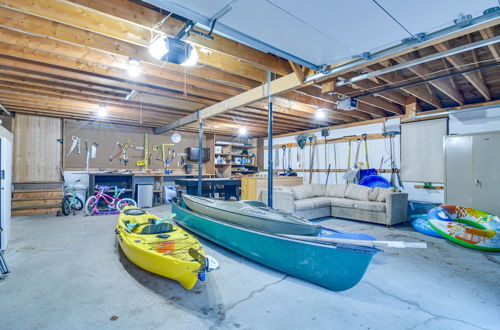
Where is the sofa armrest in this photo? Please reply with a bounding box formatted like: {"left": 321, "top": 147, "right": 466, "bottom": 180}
{"left": 260, "top": 189, "right": 295, "bottom": 214}
{"left": 385, "top": 192, "right": 408, "bottom": 226}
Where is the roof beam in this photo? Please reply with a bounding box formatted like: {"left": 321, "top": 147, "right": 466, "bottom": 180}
{"left": 434, "top": 42, "right": 491, "bottom": 100}
{"left": 0, "top": 7, "right": 261, "bottom": 88}
{"left": 479, "top": 27, "right": 500, "bottom": 61}
{"left": 395, "top": 53, "right": 465, "bottom": 105}
{"left": 68, "top": 0, "right": 292, "bottom": 75}
{"left": 303, "top": 83, "right": 403, "bottom": 115}
{"left": 284, "top": 91, "right": 386, "bottom": 118}
{"left": 154, "top": 73, "right": 305, "bottom": 134}
{"left": 0, "top": 42, "right": 237, "bottom": 102}
{"left": 369, "top": 63, "right": 443, "bottom": 108}
{"left": 337, "top": 72, "right": 408, "bottom": 106}
{"left": 0, "top": 27, "right": 246, "bottom": 96}
{"left": 0, "top": 0, "right": 283, "bottom": 81}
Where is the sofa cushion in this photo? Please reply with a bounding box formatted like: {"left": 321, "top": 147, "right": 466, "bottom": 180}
{"left": 352, "top": 200, "right": 386, "bottom": 212}
{"left": 345, "top": 184, "right": 372, "bottom": 201}
{"left": 376, "top": 187, "right": 396, "bottom": 202}
{"left": 325, "top": 184, "right": 348, "bottom": 198}
{"left": 291, "top": 185, "right": 316, "bottom": 200}
{"left": 310, "top": 197, "right": 332, "bottom": 208}
{"left": 294, "top": 199, "right": 316, "bottom": 211}
{"left": 311, "top": 184, "right": 326, "bottom": 197}
{"left": 329, "top": 197, "right": 355, "bottom": 208}
{"left": 368, "top": 188, "right": 380, "bottom": 202}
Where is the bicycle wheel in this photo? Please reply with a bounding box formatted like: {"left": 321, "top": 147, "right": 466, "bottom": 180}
{"left": 62, "top": 196, "right": 71, "bottom": 216}
{"left": 72, "top": 196, "right": 84, "bottom": 211}
{"left": 85, "top": 196, "right": 98, "bottom": 216}
{"left": 116, "top": 198, "right": 137, "bottom": 211}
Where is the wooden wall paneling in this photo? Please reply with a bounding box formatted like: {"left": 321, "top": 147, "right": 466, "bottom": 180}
{"left": 14, "top": 114, "right": 62, "bottom": 182}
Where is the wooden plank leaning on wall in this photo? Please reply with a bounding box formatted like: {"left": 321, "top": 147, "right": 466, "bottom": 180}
{"left": 13, "top": 114, "right": 62, "bottom": 183}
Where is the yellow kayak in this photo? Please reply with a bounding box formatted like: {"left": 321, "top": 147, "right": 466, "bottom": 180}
{"left": 116, "top": 206, "right": 206, "bottom": 290}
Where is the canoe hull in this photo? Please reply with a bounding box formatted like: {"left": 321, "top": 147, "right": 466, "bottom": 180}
{"left": 173, "top": 202, "right": 378, "bottom": 291}
{"left": 183, "top": 194, "right": 321, "bottom": 236}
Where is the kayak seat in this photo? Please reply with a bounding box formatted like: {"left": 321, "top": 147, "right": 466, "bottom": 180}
{"left": 140, "top": 222, "right": 174, "bottom": 235}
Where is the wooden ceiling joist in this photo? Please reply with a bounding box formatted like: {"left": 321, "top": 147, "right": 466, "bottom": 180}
{"left": 66, "top": 0, "right": 292, "bottom": 76}
{"left": 0, "top": 0, "right": 276, "bottom": 82}
{"left": 434, "top": 42, "right": 491, "bottom": 101}
{"left": 369, "top": 63, "right": 443, "bottom": 108}
{"left": 0, "top": 0, "right": 496, "bottom": 137}
{"left": 479, "top": 27, "right": 500, "bottom": 61}
{"left": 395, "top": 53, "right": 465, "bottom": 105}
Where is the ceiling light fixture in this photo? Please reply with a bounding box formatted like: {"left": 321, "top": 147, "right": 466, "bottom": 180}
{"left": 97, "top": 105, "right": 108, "bottom": 118}
{"left": 128, "top": 57, "right": 141, "bottom": 77}
{"left": 148, "top": 36, "right": 198, "bottom": 66}
{"left": 238, "top": 126, "right": 247, "bottom": 136}
{"left": 315, "top": 108, "right": 326, "bottom": 120}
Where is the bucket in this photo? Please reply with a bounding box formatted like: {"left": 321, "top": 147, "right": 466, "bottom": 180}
{"left": 184, "top": 164, "right": 193, "bottom": 174}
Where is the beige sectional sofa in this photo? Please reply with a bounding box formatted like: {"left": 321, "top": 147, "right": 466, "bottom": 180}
{"left": 260, "top": 184, "right": 408, "bottom": 226}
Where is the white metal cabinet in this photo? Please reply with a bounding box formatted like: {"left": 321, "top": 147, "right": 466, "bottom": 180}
{"left": 445, "top": 132, "right": 500, "bottom": 216}
{"left": 0, "top": 126, "right": 13, "bottom": 251}
{"left": 472, "top": 134, "right": 500, "bottom": 215}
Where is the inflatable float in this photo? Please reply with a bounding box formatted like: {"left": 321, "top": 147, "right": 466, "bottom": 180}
{"left": 428, "top": 205, "right": 500, "bottom": 252}
{"left": 411, "top": 215, "right": 444, "bottom": 238}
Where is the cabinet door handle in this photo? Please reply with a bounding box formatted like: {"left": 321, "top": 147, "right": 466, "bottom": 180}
{"left": 474, "top": 179, "right": 481, "bottom": 187}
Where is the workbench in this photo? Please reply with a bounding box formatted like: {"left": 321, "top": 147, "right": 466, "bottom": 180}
{"left": 175, "top": 178, "right": 241, "bottom": 200}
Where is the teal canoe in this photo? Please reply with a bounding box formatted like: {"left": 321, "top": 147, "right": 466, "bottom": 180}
{"left": 182, "top": 194, "right": 321, "bottom": 236}
{"left": 173, "top": 200, "right": 380, "bottom": 291}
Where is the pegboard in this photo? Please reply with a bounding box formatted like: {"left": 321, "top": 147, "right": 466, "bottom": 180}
{"left": 63, "top": 120, "right": 207, "bottom": 171}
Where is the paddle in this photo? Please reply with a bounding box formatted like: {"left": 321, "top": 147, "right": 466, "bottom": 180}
{"left": 282, "top": 234, "right": 427, "bottom": 249}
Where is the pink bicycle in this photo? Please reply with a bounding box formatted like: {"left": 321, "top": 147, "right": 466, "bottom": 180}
{"left": 85, "top": 185, "right": 137, "bottom": 216}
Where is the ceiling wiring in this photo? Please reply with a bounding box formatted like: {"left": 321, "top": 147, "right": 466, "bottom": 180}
{"left": 372, "top": 0, "right": 416, "bottom": 39}
{"left": 264, "top": 0, "right": 356, "bottom": 54}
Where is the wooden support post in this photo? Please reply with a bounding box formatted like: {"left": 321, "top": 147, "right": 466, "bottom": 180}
{"left": 405, "top": 96, "right": 420, "bottom": 119}
{"left": 321, "top": 80, "right": 336, "bottom": 94}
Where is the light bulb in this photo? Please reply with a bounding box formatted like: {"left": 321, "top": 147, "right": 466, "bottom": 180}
{"left": 315, "top": 109, "right": 326, "bottom": 119}
{"left": 128, "top": 58, "right": 141, "bottom": 77}
{"left": 239, "top": 127, "right": 247, "bottom": 136}
{"left": 97, "top": 106, "right": 108, "bottom": 118}
{"left": 181, "top": 44, "right": 198, "bottom": 66}
{"left": 149, "top": 36, "right": 168, "bottom": 61}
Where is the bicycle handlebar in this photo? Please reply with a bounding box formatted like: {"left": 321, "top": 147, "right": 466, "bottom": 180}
{"left": 95, "top": 185, "right": 125, "bottom": 193}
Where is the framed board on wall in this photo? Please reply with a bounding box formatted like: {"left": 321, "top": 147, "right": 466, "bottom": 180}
{"left": 401, "top": 118, "right": 448, "bottom": 183}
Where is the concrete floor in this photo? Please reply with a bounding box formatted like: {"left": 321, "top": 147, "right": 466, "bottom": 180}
{"left": 1, "top": 205, "right": 499, "bottom": 330}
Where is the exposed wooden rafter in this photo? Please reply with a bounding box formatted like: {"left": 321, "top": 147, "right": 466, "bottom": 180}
{"left": 434, "top": 42, "right": 491, "bottom": 100}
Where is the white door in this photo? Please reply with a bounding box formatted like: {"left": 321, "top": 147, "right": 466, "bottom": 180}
{"left": 472, "top": 133, "right": 500, "bottom": 215}
{"left": 0, "top": 137, "right": 12, "bottom": 250}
